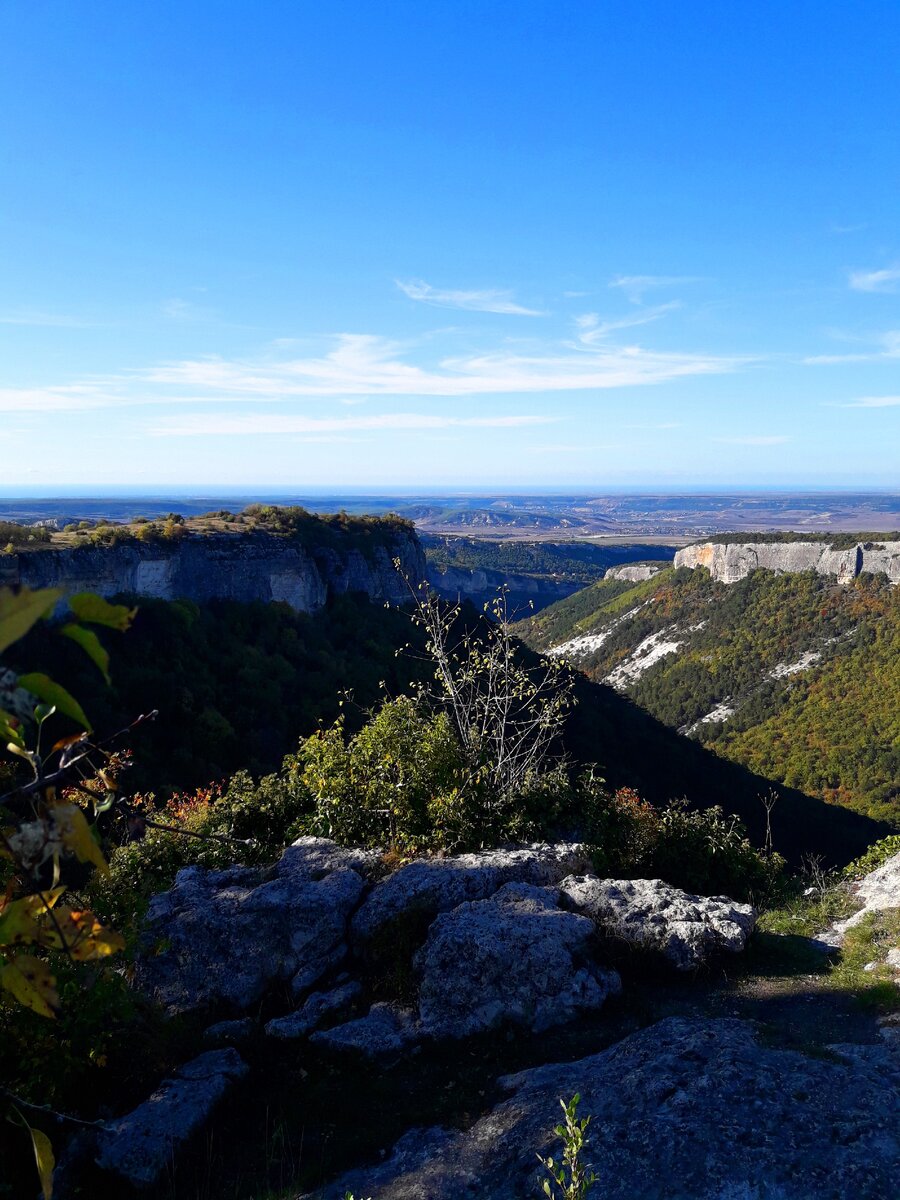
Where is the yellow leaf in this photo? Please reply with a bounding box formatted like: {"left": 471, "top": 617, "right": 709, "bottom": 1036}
{"left": 42, "top": 907, "right": 124, "bottom": 961}
{"left": 51, "top": 804, "right": 109, "bottom": 875}
{"left": 0, "top": 954, "right": 59, "bottom": 1017}
{"left": 29, "top": 1126, "right": 55, "bottom": 1200}
{"left": 0, "top": 889, "right": 66, "bottom": 948}
{"left": 0, "top": 586, "right": 62, "bottom": 655}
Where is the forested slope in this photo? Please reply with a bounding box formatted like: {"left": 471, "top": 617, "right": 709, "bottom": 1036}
{"left": 9, "top": 588, "right": 885, "bottom": 864}
{"left": 517, "top": 565, "right": 900, "bottom": 825}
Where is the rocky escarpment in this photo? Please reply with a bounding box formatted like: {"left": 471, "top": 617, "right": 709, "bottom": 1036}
{"left": 1, "top": 528, "right": 425, "bottom": 613}
{"left": 426, "top": 564, "right": 582, "bottom": 611}
{"left": 676, "top": 539, "right": 900, "bottom": 584}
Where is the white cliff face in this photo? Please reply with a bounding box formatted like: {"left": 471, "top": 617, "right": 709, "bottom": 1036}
{"left": 674, "top": 540, "right": 900, "bottom": 584}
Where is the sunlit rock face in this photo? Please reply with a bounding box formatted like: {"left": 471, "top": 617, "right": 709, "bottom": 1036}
{"left": 5, "top": 528, "right": 426, "bottom": 613}
{"left": 675, "top": 539, "right": 900, "bottom": 584}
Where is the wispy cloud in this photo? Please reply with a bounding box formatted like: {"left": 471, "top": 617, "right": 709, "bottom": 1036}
{"left": 804, "top": 330, "right": 900, "bottom": 364}
{"left": 144, "top": 332, "right": 743, "bottom": 399}
{"left": 609, "top": 275, "right": 703, "bottom": 304}
{"left": 849, "top": 265, "right": 900, "bottom": 293}
{"left": 711, "top": 435, "right": 790, "bottom": 446}
{"left": 0, "top": 385, "right": 116, "bottom": 412}
{"left": 396, "top": 279, "right": 545, "bottom": 316}
{"left": 150, "top": 412, "right": 555, "bottom": 436}
{"left": 0, "top": 328, "right": 745, "bottom": 416}
{"left": 0, "top": 311, "right": 91, "bottom": 328}
{"left": 575, "top": 304, "right": 678, "bottom": 343}
{"left": 835, "top": 395, "right": 900, "bottom": 408}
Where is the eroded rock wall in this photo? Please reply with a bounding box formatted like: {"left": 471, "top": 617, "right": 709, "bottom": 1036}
{"left": 675, "top": 539, "right": 900, "bottom": 584}
{"left": 5, "top": 529, "right": 426, "bottom": 613}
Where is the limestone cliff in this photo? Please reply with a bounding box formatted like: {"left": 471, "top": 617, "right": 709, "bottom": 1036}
{"left": 426, "top": 564, "right": 581, "bottom": 611}
{"left": 604, "top": 562, "right": 666, "bottom": 583}
{"left": 675, "top": 539, "right": 900, "bottom": 584}
{"left": 1, "top": 528, "right": 426, "bottom": 614}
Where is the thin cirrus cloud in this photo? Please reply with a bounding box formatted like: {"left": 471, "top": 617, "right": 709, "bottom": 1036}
{"left": 0, "top": 330, "right": 745, "bottom": 414}
{"left": 711, "top": 435, "right": 790, "bottom": 446}
{"left": 396, "top": 279, "right": 545, "bottom": 316}
{"left": 143, "top": 332, "right": 742, "bottom": 398}
{"left": 0, "top": 385, "right": 116, "bottom": 412}
{"left": 804, "top": 330, "right": 900, "bottom": 364}
{"left": 574, "top": 304, "right": 679, "bottom": 343}
{"left": 608, "top": 275, "right": 703, "bottom": 304}
{"left": 150, "top": 412, "right": 555, "bottom": 437}
{"left": 848, "top": 265, "right": 900, "bottom": 293}
{"left": 836, "top": 396, "right": 900, "bottom": 408}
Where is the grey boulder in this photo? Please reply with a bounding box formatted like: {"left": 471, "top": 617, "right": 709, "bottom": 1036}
{"left": 415, "top": 882, "right": 620, "bottom": 1037}
{"left": 95, "top": 1049, "right": 248, "bottom": 1188}
{"left": 134, "top": 838, "right": 368, "bottom": 1014}
{"left": 560, "top": 876, "right": 756, "bottom": 970}
{"left": 307, "top": 1016, "right": 900, "bottom": 1199}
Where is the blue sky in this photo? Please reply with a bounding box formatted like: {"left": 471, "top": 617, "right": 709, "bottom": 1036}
{"left": 1, "top": 1, "right": 899, "bottom": 490}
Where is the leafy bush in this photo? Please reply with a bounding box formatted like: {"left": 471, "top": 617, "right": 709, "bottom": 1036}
{"left": 580, "top": 781, "right": 781, "bottom": 901}
{"left": 843, "top": 833, "right": 900, "bottom": 879}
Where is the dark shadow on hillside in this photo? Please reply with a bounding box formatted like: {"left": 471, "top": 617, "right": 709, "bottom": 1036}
{"left": 562, "top": 671, "right": 890, "bottom": 868}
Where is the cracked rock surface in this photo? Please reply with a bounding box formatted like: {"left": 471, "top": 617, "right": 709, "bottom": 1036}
{"left": 560, "top": 875, "right": 757, "bottom": 970}
{"left": 305, "top": 1016, "right": 900, "bottom": 1200}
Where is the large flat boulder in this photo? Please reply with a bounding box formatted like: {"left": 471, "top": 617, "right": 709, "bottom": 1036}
{"left": 560, "top": 876, "right": 756, "bottom": 970}
{"left": 351, "top": 843, "right": 594, "bottom": 949}
{"left": 306, "top": 1016, "right": 900, "bottom": 1199}
{"left": 135, "top": 838, "right": 370, "bottom": 1014}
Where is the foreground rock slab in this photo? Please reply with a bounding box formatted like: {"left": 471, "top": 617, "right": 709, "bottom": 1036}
{"left": 305, "top": 1016, "right": 900, "bottom": 1200}
{"left": 95, "top": 1049, "right": 248, "bottom": 1188}
{"left": 134, "top": 838, "right": 371, "bottom": 1014}
{"left": 560, "top": 876, "right": 757, "bottom": 970}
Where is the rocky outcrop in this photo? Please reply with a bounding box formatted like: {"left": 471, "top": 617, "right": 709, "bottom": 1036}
{"left": 817, "top": 849, "right": 900, "bottom": 950}
{"left": 351, "top": 843, "right": 594, "bottom": 950}
{"left": 134, "top": 839, "right": 377, "bottom": 1015}
{"left": 675, "top": 539, "right": 900, "bottom": 584}
{"left": 603, "top": 562, "right": 666, "bottom": 582}
{"left": 95, "top": 1049, "right": 248, "bottom": 1188}
{"left": 560, "top": 876, "right": 756, "bottom": 970}
{"left": 307, "top": 1016, "right": 900, "bottom": 1199}
{"left": 4, "top": 527, "right": 425, "bottom": 614}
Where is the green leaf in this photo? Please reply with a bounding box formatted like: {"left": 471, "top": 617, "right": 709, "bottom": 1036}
{"left": 67, "top": 592, "right": 136, "bottom": 632}
{"left": 17, "top": 674, "right": 92, "bottom": 732}
{"left": 59, "top": 623, "right": 110, "bottom": 683}
{"left": 0, "top": 708, "right": 25, "bottom": 747}
{"left": 0, "top": 587, "right": 62, "bottom": 655}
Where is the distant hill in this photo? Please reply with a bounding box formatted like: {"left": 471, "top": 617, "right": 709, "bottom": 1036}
{"left": 516, "top": 560, "right": 900, "bottom": 826}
